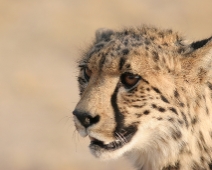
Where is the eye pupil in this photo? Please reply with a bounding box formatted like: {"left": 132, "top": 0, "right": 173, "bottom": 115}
{"left": 121, "top": 72, "right": 141, "bottom": 88}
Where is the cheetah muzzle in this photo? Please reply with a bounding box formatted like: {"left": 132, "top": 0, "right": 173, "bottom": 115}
{"left": 73, "top": 25, "right": 212, "bottom": 170}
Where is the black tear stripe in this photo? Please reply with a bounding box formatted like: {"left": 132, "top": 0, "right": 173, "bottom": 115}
{"left": 111, "top": 86, "right": 124, "bottom": 133}
{"left": 111, "top": 85, "right": 138, "bottom": 138}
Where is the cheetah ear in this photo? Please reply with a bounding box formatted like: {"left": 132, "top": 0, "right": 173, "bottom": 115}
{"left": 188, "top": 36, "right": 212, "bottom": 65}
{"left": 182, "top": 36, "right": 212, "bottom": 81}
{"left": 95, "top": 28, "right": 114, "bottom": 42}
{"left": 189, "top": 36, "right": 212, "bottom": 52}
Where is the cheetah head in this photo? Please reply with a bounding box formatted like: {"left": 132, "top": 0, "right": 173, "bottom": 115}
{"left": 73, "top": 26, "right": 212, "bottom": 165}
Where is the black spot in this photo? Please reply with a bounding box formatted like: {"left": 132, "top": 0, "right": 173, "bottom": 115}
{"left": 124, "top": 39, "right": 128, "bottom": 46}
{"left": 159, "top": 32, "right": 164, "bottom": 38}
{"left": 119, "top": 57, "right": 126, "bottom": 70}
{"left": 152, "top": 104, "right": 157, "bottom": 108}
{"left": 161, "top": 95, "right": 169, "bottom": 103}
{"left": 131, "top": 43, "right": 138, "bottom": 47}
{"left": 168, "top": 117, "right": 174, "bottom": 122}
{"left": 146, "top": 88, "right": 150, "bottom": 91}
{"left": 179, "top": 102, "right": 185, "bottom": 107}
{"left": 167, "top": 29, "right": 173, "bottom": 34}
{"left": 178, "top": 119, "right": 184, "bottom": 125}
{"left": 150, "top": 36, "right": 155, "bottom": 41}
{"left": 181, "top": 112, "right": 188, "bottom": 128}
{"left": 157, "top": 117, "right": 163, "bottom": 120}
{"left": 199, "top": 131, "right": 206, "bottom": 144}
{"left": 169, "top": 107, "right": 178, "bottom": 115}
{"left": 135, "top": 113, "right": 142, "bottom": 118}
{"left": 145, "top": 39, "right": 150, "bottom": 45}
{"left": 197, "top": 140, "right": 204, "bottom": 152}
{"left": 153, "top": 66, "right": 159, "bottom": 71}
{"left": 122, "top": 48, "right": 129, "bottom": 55}
{"left": 145, "top": 46, "right": 149, "bottom": 50}
{"left": 131, "top": 99, "right": 142, "bottom": 102}
{"left": 152, "top": 87, "right": 161, "bottom": 94}
{"left": 139, "top": 95, "right": 146, "bottom": 98}
{"left": 158, "top": 107, "right": 166, "bottom": 112}
{"left": 110, "top": 52, "right": 114, "bottom": 56}
{"left": 163, "top": 161, "right": 180, "bottom": 170}
{"left": 191, "top": 117, "right": 197, "bottom": 125}
{"left": 207, "top": 82, "right": 212, "bottom": 90}
{"left": 99, "top": 55, "right": 106, "bottom": 68}
{"left": 143, "top": 110, "right": 150, "bottom": 115}
{"left": 128, "top": 86, "right": 138, "bottom": 93}
{"left": 163, "top": 43, "right": 168, "bottom": 46}
{"left": 171, "top": 129, "right": 182, "bottom": 140}
{"left": 124, "top": 30, "right": 128, "bottom": 35}
{"left": 200, "top": 156, "right": 205, "bottom": 163}
{"left": 206, "top": 106, "right": 209, "bottom": 115}
{"left": 116, "top": 45, "right": 121, "bottom": 51}
{"left": 152, "top": 51, "right": 159, "bottom": 62}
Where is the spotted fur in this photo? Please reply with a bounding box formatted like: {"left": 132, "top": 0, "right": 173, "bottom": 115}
{"left": 73, "top": 25, "right": 212, "bottom": 170}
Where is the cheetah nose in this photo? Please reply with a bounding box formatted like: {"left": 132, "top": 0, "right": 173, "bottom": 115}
{"left": 73, "top": 110, "right": 100, "bottom": 128}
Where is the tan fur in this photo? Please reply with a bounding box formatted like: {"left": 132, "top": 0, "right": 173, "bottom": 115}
{"left": 73, "top": 25, "right": 212, "bottom": 170}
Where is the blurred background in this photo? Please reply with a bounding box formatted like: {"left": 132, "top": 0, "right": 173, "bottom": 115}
{"left": 1, "top": 0, "right": 212, "bottom": 170}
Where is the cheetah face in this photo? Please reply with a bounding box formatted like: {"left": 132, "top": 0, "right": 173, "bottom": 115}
{"left": 73, "top": 26, "right": 206, "bottom": 161}
{"left": 73, "top": 27, "right": 182, "bottom": 160}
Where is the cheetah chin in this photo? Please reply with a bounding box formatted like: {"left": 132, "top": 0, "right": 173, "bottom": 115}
{"left": 73, "top": 25, "right": 212, "bottom": 169}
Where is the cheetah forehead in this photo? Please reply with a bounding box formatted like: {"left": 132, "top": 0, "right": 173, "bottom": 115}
{"left": 80, "top": 26, "right": 186, "bottom": 75}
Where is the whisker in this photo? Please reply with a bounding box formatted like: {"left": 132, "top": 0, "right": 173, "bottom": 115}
{"left": 72, "top": 129, "right": 81, "bottom": 152}
{"left": 115, "top": 132, "right": 127, "bottom": 145}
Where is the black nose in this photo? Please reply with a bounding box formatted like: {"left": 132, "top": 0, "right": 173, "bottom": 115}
{"left": 73, "top": 110, "right": 100, "bottom": 128}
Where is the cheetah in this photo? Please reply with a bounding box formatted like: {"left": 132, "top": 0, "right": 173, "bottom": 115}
{"left": 73, "top": 25, "right": 212, "bottom": 170}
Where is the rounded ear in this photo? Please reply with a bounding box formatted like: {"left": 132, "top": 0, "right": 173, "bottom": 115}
{"left": 95, "top": 28, "right": 114, "bottom": 42}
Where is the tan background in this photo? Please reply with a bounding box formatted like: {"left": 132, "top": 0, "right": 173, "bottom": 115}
{"left": 1, "top": 0, "right": 212, "bottom": 170}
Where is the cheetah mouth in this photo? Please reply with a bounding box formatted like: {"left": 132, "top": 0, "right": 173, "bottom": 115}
{"left": 89, "top": 134, "right": 133, "bottom": 151}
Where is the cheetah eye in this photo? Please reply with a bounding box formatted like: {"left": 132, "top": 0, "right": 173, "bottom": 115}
{"left": 84, "top": 67, "right": 92, "bottom": 81}
{"left": 121, "top": 72, "right": 141, "bottom": 89}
